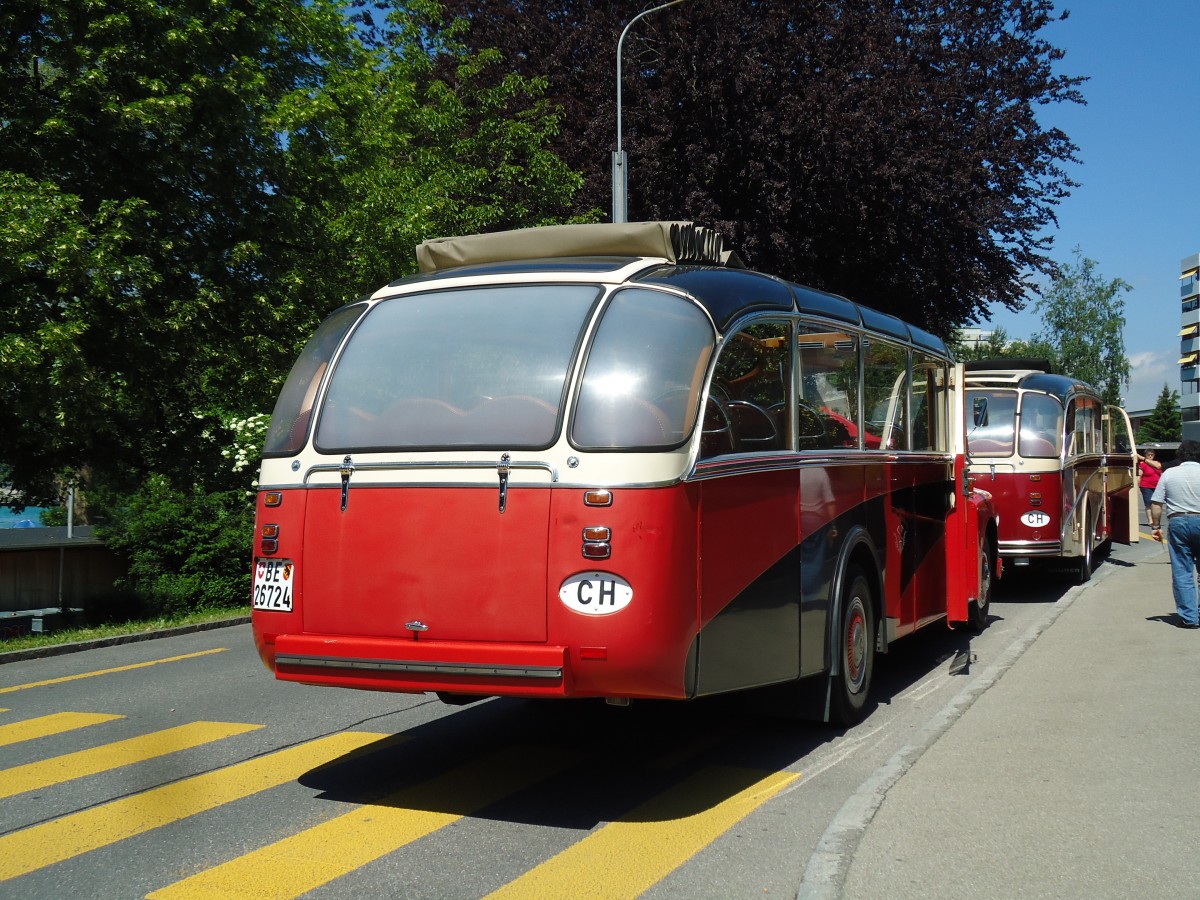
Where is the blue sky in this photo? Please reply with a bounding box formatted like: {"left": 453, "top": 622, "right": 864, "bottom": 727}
{"left": 983, "top": 1, "right": 1200, "bottom": 411}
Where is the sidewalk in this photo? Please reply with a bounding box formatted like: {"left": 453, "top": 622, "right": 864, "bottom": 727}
{"left": 804, "top": 543, "right": 1200, "bottom": 899}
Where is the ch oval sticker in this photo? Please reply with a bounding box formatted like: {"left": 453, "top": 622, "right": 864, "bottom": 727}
{"left": 559, "top": 572, "right": 633, "bottom": 616}
{"left": 1020, "top": 510, "right": 1052, "bottom": 528}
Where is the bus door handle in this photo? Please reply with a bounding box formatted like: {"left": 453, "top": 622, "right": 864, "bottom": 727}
{"left": 339, "top": 456, "right": 354, "bottom": 512}
{"left": 497, "top": 453, "right": 511, "bottom": 514}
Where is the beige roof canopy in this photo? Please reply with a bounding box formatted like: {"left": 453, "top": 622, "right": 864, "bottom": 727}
{"left": 414, "top": 221, "right": 741, "bottom": 273}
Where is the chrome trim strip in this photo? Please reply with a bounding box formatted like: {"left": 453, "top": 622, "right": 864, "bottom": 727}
{"left": 689, "top": 451, "right": 951, "bottom": 481}
{"left": 304, "top": 459, "right": 559, "bottom": 484}
{"left": 998, "top": 539, "right": 1060, "bottom": 557}
{"left": 275, "top": 654, "right": 563, "bottom": 680}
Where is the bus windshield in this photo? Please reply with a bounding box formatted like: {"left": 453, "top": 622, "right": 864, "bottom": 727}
{"left": 314, "top": 285, "right": 600, "bottom": 451}
{"left": 1018, "top": 392, "right": 1064, "bottom": 458}
{"left": 967, "top": 389, "right": 1016, "bottom": 456}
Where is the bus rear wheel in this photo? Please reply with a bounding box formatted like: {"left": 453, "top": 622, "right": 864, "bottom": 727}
{"left": 965, "top": 540, "right": 995, "bottom": 632}
{"left": 830, "top": 569, "right": 875, "bottom": 726}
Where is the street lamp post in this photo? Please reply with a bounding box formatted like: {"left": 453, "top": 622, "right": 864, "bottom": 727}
{"left": 612, "top": 0, "right": 687, "bottom": 223}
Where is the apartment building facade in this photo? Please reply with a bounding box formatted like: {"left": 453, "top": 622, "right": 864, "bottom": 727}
{"left": 1182, "top": 253, "right": 1200, "bottom": 432}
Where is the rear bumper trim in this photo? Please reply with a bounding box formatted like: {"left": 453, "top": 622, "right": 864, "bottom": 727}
{"left": 998, "top": 539, "right": 1060, "bottom": 557}
{"left": 274, "top": 653, "right": 562, "bottom": 680}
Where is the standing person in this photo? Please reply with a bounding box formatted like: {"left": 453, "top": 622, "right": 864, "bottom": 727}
{"left": 1137, "top": 448, "right": 1162, "bottom": 524}
{"left": 1149, "top": 440, "right": 1200, "bottom": 629}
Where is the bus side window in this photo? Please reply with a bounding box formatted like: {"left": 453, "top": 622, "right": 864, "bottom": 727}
{"left": 575, "top": 288, "right": 714, "bottom": 451}
{"left": 702, "top": 322, "right": 791, "bottom": 457}
{"left": 263, "top": 303, "right": 366, "bottom": 456}
{"left": 796, "top": 325, "right": 860, "bottom": 451}
{"left": 863, "top": 338, "right": 909, "bottom": 451}
{"left": 912, "top": 355, "right": 948, "bottom": 452}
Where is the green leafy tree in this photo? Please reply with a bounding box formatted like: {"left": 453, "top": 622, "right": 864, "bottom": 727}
{"left": 1, "top": 0, "right": 585, "bottom": 511}
{"left": 438, "top": 0, "right": 1085, "bottom": 334}
{"left": 2, "top": 1, "right": 587, "bottom": 617}
{"left": 270, "top": 3, "right": 588, "bottom": 314}
{"left": 95, "top": 475, "right": 256, "bottom": 618}
{"left": 0, "top": 0, "right": 348, "bottom": 503}
{"left": 1136, "top": 385, "right": 1181, "bottom": 444}
{"left": 1031, "top": 249, "right": 1130, "bottom": 404}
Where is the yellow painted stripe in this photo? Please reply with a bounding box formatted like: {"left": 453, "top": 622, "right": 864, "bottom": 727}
{"left": 487, "top": 766, "right": 799, "bottom": 900}
{"left": 0, "top": 730, "right": 385, "bottom": 881}
{"left": 0, "top": 712, "right": 123, "bottom": 748}
{"left": 149, "top": 745, "right": 568, "bottom": 900}
{"left": 0, "top": 721, "right": 263, "bottom": 800}
{"left": 0, "top": 648, "right": 227, "bottom": 695}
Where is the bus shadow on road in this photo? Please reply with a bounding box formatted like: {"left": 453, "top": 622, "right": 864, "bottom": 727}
{"left": 293, "top": 689, "right": 838, "bottom": 829}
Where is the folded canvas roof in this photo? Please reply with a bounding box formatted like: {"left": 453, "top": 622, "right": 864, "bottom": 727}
{"left": 415, "top": 221, "right": 740, "bottom": 273}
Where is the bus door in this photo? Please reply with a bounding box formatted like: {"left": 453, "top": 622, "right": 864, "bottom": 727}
{"left": 1062, "top": 395, "right": 1106, "bottom": 560}
{"left": 863, "top": 340, "right": 950, "bottom": 633}
{"left": 945, "top": 363, "right": 982, "bottom": 623}
{"left": 1103, "top": 404, "right": 1139, "bottom": 545}
{"left": 908, "top": 354, "right": 956, "bottom": 627}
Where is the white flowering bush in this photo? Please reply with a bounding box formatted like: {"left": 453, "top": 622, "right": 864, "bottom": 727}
{"left": 222, "top": 413, "right": 271, "bottom": 475}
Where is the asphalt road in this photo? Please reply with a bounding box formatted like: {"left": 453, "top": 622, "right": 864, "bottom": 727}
{"left": 0, "top": 543, "right": 1147, "bottom": 899}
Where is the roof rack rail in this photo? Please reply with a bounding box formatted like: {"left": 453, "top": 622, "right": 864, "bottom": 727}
{"left": 963, "top": 358, "right": 1052, "bottom": 374}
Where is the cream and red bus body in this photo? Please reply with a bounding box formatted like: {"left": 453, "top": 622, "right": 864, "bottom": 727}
{"left": 964, "top": 365, "right": 1136, "bottom": 579}
{"left": 253, "top": 458, "right": 985, "bottom": 702}
{"left": 251, "top": 224, "right": 996, "bottom": 712}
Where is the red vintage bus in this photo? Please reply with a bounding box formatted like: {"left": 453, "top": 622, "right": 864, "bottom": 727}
{"left": 251, "top": 222, "right": 997, "bottom": 724}
{"left": 964, "top": 361, "right": 1138, "bottom": 583}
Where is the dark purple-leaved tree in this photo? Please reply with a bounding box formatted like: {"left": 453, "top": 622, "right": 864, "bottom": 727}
{"left": 433, "top": 0, "right": 1084, "bottom": 335}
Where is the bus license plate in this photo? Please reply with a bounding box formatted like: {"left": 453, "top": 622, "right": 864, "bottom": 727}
{"left": 253, "top": 559, "right": 294, "bottom": 612}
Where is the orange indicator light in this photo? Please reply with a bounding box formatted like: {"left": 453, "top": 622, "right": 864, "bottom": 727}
{"left": 584, "top": 490, "right": 613, "bottom": 507}
{"left": 264, "top": 491, "right": 283, "bottom": 507}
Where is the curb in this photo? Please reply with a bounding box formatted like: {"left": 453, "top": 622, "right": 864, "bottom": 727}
{"left": 795, "top": 560, "right": 1115, "bottom": 900}
{"left": 0, "top": 616, "right": 251, "bottom": 665}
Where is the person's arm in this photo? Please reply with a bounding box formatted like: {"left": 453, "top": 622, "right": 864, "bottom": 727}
{"left": 1151, "top": 500, "right": 1164, "bottom": 540}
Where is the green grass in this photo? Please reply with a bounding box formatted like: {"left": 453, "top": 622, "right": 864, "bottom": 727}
{"left": 0, "top": 607, "right": 248, "bottom": 653}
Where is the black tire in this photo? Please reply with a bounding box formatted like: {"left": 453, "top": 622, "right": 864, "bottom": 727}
{"left": 829, "top": 569, "right": 875, "bottom": 726}
{"left": 965, "top": 539, "right": 994, "bottom": 632}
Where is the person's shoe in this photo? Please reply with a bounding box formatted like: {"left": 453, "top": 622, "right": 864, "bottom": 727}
{"left": 1173, "top": 616, "right": 1200, "bottom": 629}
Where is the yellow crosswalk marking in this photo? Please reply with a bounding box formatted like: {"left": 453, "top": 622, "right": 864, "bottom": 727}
{"left": 0, "top": 711, "right": 123, "bottom": 748}
{"left": 148, "top": 745, "right": 568, "bottom": 900}
{"left": 0, "top": 730, "right": 385, "bottom": 882}
{"left": 0, "top": 721, "right": 263, "bottom": 800}
{"left": 0, "top": 648, "right": 227, "bottom": 695}
{"left": 486, "top": 766, "right": 799, "bottom": 899}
